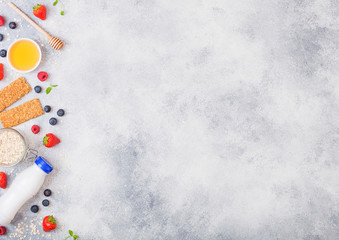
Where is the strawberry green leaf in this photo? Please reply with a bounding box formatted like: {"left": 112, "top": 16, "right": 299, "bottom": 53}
{"left": 73, "top": 236, "right": 78, "bottom": 239}
{"left": 61, "top": 11, "right": 65, "bottom": 15}
{"left": 33, "top": 4, "right": 41, "bottom": 10}
{"left": 51, "top": 84, "right": 58, "bottom": 87}
{"left": 69, "top": 230, "right": 73, "bottom": 236}
{"left": 43, "top": 136, "right": 48, "bottom": 145}
{"left": 46, "top": 87, "right": 52, "bottom": 94}
{"left": 53, "top": 0, "right": 58, "bottom": 6}
{"left": 48, "top": 216, "right": 56, "bottom": 224}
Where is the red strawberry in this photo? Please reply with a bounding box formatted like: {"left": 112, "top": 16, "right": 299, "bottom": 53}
{"left": 0, "top": 16, "right": 4, "bottom": 27}
{"left": 0, "top": 172, "right": 7, "bottom": 189}
{"left": 42, "top": 216, "right": 56, "bottom": 232}
{"left": 33, "top": 4, "right": 46, "bottom": 21}
{"left": 0, "top": 226, "right": 6, "bottom": 235}
{"left": 0, "top": 64, "right": 3, "bottom": 81}
{"left": 43, "top": 133, "right": 60, "bottom": 148}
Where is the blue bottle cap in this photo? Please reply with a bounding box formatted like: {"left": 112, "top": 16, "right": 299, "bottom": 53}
{"left": 35, "top": 156, "right": 53, "bottom": 174}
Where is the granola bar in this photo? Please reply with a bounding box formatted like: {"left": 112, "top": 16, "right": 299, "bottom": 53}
{"left": 0, "top": 98, "right": 44, "bottom": 128}
{"left": 0, "top": 77, "right": 32, "bottom": 112}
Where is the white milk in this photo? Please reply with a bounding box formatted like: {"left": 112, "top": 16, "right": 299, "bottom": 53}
{"left": 0, "top": 156, "right": 53, "bottom": 225}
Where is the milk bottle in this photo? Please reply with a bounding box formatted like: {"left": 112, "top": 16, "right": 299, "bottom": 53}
{"left": 0, "top": 156, "right": 53, "bottom": 225}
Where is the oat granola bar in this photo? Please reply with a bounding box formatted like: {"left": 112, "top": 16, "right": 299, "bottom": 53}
{"left": 0, "top": 77, "right": 32, "bottom": 112}
{"left": 0, "top": 98, "right": 44, "bottom": 128}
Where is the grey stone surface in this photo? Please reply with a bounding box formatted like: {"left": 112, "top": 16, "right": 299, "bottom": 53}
{"left": 0, "top": 0, "right": 338, "bottom": 239}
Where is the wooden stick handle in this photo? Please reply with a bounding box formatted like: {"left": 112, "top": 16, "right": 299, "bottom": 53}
{"left": 8, "top": 2, "right": 52, "bottom": 40}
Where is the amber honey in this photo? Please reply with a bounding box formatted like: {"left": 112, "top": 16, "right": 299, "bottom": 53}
{"left": 8, "top": 39, "right": 41, "bottom": 72}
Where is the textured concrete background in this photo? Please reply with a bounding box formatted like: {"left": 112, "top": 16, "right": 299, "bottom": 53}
{"left": 0, "top": 0, "right": 339, "bottom": 239}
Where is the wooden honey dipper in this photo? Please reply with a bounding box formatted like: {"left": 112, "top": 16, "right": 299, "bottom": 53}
{"left": 8, "top": 2, "right": 64, "bottom": 50}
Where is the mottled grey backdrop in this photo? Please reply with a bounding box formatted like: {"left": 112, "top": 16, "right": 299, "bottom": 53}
{"left": 1, "top": 0, "right": 339, "bottom": 239}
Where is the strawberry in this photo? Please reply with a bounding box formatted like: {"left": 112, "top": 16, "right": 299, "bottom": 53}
{"left": 43, "top": 133, "right": 60, "bottom": 148}
{"left": 0, "top": 64, "right": 3, "bottom": 81}
{"left": 33, "top": 4, "right": 46, "bottom": 21}
{"left": 0, "top": 172, "right": 7, "bottom": 189}
{"left": 0, "top": 226, "right": 6, "bottom": 235}
{"left": 0, "top": 16, "right": 4, "bottom": 27}
{"left": 0, "top": 16, "right": 5, "bottom": 27}
{"left": 42, "top": 216, "right": 56, "bottom": 232}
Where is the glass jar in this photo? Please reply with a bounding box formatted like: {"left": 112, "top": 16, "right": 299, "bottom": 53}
{"left": 0, "top": 128, "right": 37, "bottom": 167}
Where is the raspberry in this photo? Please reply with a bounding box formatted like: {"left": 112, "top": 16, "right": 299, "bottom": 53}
{"left": 0, "top": 226, "right": 6, "bottom": 235}
{"left": 38, "top": 71, "right": 48, "bottom": 81}
{"left": 0, "top": 16, "right": 4, "bottom": 27}
{"left": 31, "top": 125, "right": 40, "bottom": 134}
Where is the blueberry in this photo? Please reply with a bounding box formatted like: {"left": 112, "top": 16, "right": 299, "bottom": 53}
{"left": 57, "top": 109, "right": 65, "bottom": 117}
{"left": 9, "top": 22, "right": 16, "bottom": 29}
{"left": 44, "top": 189, "right": 52, "bottom": 197}
{"left": 0, "top": 49, "right": 6, "bottom": 58}
{"left": 42, "top": 199, "right": 49, "bottom": 207}
{"left": 0, "top": 34, "right": 3, "bottom": 42}
{"left": 44, "top": 105, "right": 51, "bottom": 113}
{"left": 34, "top": 86, "right": 42, "bottom": 93}
{"left": 49, "top": 118, "right": 57, "bottom": 125}
{"left": 31, "top": 205, "right": 39, "bottom": 213}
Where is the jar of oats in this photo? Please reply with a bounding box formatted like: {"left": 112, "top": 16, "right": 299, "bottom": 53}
{"left": 0, "top": 128, "right": 37, "bottom": 167}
